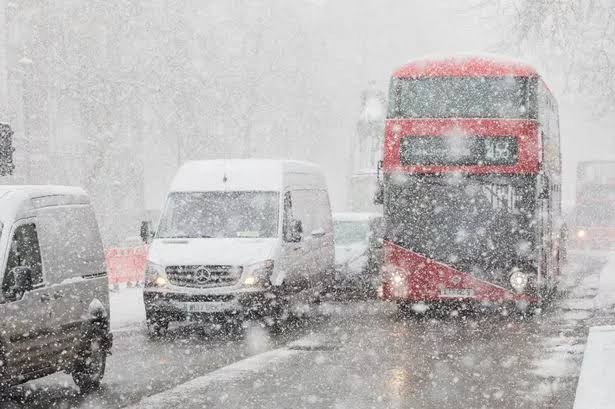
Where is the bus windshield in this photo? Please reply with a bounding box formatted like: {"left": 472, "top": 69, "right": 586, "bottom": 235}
{"left": 385, "top": 175, "right": 536, "bottom": 282}
{"left": 157, "top": 191, "right": 279, "bottom": 239}
{"left": 387, "top": 76, "right": 531, "bottom": 119}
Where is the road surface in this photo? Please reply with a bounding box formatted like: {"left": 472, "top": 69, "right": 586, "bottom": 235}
{"left": 1, "top": 251, "right": 612, "bottom": 409}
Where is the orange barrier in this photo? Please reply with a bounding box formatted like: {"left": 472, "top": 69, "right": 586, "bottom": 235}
{"left": 105, "top": 245, "right": 148, "bottom": 286}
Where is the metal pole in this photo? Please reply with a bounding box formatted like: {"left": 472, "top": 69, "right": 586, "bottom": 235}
{"left": 177, "top": 132, "right": 181, "bottom": 166}
{"left": 0, "top": 0, "right": 8, "bottom": 119}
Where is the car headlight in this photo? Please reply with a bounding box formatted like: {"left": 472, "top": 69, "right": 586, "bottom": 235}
{"left": 242, "top": 260, "right": 274, "bottom": 287}
{"left": 576, "top": 229, "right": 587, "bottom": 239}
{"left": 509, "top": 270, "right": 528, "bottom": 293}
{"left": 145, "top": 262, "right": 168, "bottom": 288}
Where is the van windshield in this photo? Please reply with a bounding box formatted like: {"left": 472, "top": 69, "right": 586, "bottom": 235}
{"left": 157, "top": 192, "right": 279, "bottom": 239}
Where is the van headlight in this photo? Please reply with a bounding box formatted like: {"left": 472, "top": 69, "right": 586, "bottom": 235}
{"left": 576, "top": 229, "right": 587, "bottom": 239}
{"left": 242, "top": 260, "right": 274, "bottom": 287}
{"left": 509, "top": 270, "right": 528, "bottom": 293}
{"left": 145, "top": 262, "right": 168, "bottom": 288}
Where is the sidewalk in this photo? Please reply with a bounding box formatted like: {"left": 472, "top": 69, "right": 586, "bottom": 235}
{"left": 573, "top": 325, "right": 615, "bottom": 409}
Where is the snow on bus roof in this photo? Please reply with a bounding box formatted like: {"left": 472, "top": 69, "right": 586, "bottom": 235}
{"left": 392, "top": 53, "right": 539, "bottom": 78}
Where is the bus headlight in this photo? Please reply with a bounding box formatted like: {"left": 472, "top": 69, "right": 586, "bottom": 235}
{"left": 576, "top": 229, "right": 587, "bottom": 239}
{"left": 383, "top": 264, "right": 407, "bottom": 297}
{"left": 509, "top": 270, "right": 528, "bottom": 293}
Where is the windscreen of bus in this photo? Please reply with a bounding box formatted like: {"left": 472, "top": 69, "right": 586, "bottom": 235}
{"left": 387, "top": 76, "right": 531, "bottom": 119}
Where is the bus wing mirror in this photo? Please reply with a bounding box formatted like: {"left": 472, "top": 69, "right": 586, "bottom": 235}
{"left": 374, "top": 160, "right": 384, "bottom": 205}
{"left": 538, "top": 183, "right": 549, "bottom": 199}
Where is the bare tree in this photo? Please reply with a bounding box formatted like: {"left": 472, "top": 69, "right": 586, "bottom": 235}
{"left": 488, "top": 0, "right": 615, "bottom": 112}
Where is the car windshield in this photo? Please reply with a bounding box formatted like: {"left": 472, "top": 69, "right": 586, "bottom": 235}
{"left": 386, "top": 175, "right": 537, "bottom": 284}
{"left": 157, "top": 191, "right": 279, "bottom": 239}
{"left": 334, "top": 220, "right": 370, "bottom": 245}
{"left": 388, "top": 76, "right": 531, "bottom": 119}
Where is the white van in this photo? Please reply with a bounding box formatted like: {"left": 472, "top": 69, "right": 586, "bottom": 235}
{"left": 0, "top": 186, "right": 111, "bottom": 391}
{"left": 143, "top": 159, "right": 335, "bottom": 334}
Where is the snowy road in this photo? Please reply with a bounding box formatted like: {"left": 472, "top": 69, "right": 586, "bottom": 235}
{"left": 2, "top": 251, "right": 613, "bottom": 409}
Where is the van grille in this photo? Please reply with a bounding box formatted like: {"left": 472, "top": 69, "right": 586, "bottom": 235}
{"left": 165, "top": 265, "right": 241, "bottom": 288}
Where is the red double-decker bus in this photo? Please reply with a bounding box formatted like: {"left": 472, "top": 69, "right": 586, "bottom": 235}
{"left": 572, "top": 160, "right": 615, "bottom": 250}
{"left": 378, "top": 56, "right": 563, "bottom": 311}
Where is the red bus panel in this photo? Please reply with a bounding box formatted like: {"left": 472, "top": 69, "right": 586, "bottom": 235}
{"left": 381, "top": 242, "right": 537, "bottom": 304}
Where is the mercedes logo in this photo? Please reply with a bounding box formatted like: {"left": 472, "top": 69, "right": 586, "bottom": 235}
{"left": 194, "top": 267, "right": 211, "bottom": 283}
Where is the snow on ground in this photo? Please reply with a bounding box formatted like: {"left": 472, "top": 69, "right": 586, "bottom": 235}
{"left": 127, "top": 345, "right": 304, "bottom": 409}
{"left": 525, "top": 251, "right": 609, "bottom": 405}
{"left": 109, "top": 286, "right": 146, "bottom": 331}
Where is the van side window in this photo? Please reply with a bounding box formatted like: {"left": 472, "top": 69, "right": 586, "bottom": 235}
{"left": 283, "top": 191, "right": 294, "bottom": 242}
{"left": 314, "top": 190, "right": 332, "bottom": 233}
{"left": 4, "top": 223, "right": 44, "bottom": 289}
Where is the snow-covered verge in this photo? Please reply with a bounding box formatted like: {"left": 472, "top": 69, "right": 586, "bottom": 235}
{"left": 573, "top": 325, "right": 615, "bottom": 409}
{"left": 109, "top": 286, "right": 146, "bottom": 331}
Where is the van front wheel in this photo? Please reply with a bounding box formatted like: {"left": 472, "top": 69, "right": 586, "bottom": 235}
{"left": 72, "top": 334, "right": 107, "bottom": 393}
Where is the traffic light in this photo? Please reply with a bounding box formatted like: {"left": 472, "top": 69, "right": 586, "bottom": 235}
{"left": 0, "top": 123, "right": 15, "bottom": 176}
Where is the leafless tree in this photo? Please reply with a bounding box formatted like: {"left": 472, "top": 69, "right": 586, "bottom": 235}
{"left": 488, "top": 0, "right": 615, "bottom": 113}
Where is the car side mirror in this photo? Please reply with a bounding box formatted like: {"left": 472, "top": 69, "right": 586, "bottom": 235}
{"left": 5, "top": 266, "right": 33, "bottom": 301}
{"left": 140, "top": 221, "right": 154, "bottom": 244}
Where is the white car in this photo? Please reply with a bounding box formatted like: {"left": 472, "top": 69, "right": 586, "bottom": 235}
{"left": 332, "top": 212, "right": 383, "bottom": 296}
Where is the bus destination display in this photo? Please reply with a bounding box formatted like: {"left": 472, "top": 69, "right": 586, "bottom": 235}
{"left": 400, "top": 136, "right": 518, "bottom": 166}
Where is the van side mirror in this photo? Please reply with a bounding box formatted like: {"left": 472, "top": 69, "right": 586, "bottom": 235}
{"left": 5, "top": 267, "right": 33, "bottom": 301}
{"left": 374, "top": 182, "right": 384, "bottom": 205}
{"left": 140, "top": 221, "right": 154, "bottom": 244}
{"left": 289, "top": 220, "right": 303, "bottom": 243}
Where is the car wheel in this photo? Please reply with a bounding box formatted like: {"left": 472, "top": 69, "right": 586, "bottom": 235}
{"left": 72, "top": 330, "right": 107, "bottom": 393}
